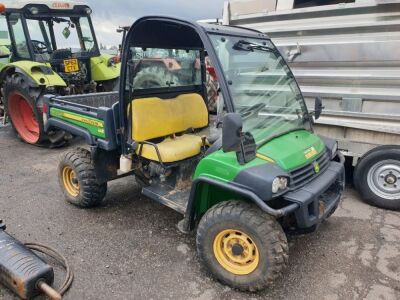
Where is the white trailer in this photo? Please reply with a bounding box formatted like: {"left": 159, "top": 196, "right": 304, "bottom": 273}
{"left": 223, "top": 0, "right": 400, "bottom": 210}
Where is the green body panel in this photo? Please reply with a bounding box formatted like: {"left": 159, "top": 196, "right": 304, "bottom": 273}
{"left": 194, "top": 151, "right": 266, "bottom": 182}
{"left": 0, "top": 46, "right": 10, "bottom": 70}
{"left": 90, "top": 54, "right": 121, "bottom": 82}
{"left": 193, "top": 152, "right": 266, "bottom": 214}
{"left": 0, "top": 61, "right": 67, "bottom": 87}
{"left": 193, "top": 130, "right": 326, "bottom": 214}
{"left": 257, "top": 130, "right": 325, "bottom": 171}
{"left": 50, "top": 107, "right": 105, "bottom": 138}
{"left": 0, "top": 39, "right": 10, "bottom": 47}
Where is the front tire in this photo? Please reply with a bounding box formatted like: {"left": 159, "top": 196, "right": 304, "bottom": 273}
{"left": 58, "top": 148, "right": 107, "bottom": 208}
{"left": 196, "top": 201, "right": 288, "bottom": 292}
{"left": 354, "top": 146, "right": 400, "bottom": 210}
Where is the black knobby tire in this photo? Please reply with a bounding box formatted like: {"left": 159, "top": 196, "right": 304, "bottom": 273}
{"left": 354, "top": 146, "right": 400, "bottom": 210}
{"left": 98, "top": 78, "right": 119, "bottom": 92}
{"left": 133, "top": 66, "right": 180, "bottom": 89}
{"left": 58, "top": 148, "right": 107, "bottom": 208}
{"left": 3, "top": 73, "right": 67, "bottom": 147}
{"left": 3, "top": 73, "right": 44, "bottom": 144}
{"left": 196, "top": 201, "right": 288, "bottom": 292}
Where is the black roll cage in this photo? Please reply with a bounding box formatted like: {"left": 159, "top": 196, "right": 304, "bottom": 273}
{"left": 5, "top": 6, "right": 99, "bottom": 61}
{"left": 118, "top": 16, "right": 308, "bottom": 155}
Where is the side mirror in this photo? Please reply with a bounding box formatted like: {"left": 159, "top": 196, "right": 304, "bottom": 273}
{"left": 314, "top": 97, "right": 323, "bottom": 120}
{"left": 222, "top": 113, "right": 242, "bottom": 153}
{"left": 222, "top": 113, "right": 257, "bottom": 165}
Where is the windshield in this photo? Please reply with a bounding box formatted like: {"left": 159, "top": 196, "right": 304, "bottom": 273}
{"left": 25, "top": 15, "right": 97, "bottom": 60}
{"left": 0, "top": 16, "right": 9, "bottom": 45}
{"left": 209, "top": 34, "right": 311, "bottom": 145}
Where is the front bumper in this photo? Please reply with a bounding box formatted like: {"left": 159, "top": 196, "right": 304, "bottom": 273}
{"left": 283, "top": 160, "right": 345, "bottom": 229}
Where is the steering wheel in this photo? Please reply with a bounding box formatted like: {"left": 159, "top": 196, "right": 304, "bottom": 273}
{"left": 240, "top": 103, "right": 266, "bottom": 120}
{"left": 31, "top": 40, "right": 48, "bottom": 54}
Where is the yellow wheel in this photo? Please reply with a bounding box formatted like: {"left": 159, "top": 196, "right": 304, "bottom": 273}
{"left": 213, "top": 229, "right": 259, "bottom": 275}
{"left": 196, "top": 201, "right": 288, "bottom": 291}
{"left": 58, "top": 148, "right": 107, "bottom": 208}
{"left": 62, "top": 166, "right": 80, "bottom": 197}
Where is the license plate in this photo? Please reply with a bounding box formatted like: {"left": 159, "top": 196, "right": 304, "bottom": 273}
{"left": 64, "top": 58, "right": 79, "bottom": 73}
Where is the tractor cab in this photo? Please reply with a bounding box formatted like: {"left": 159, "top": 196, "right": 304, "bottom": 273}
{"left": 2, "top": 1, "right": 120, "bottom": 93}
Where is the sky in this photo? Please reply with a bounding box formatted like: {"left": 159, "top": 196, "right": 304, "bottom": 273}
{"left": 3, "top": 0, "right": 226, "bottom": 47}
{"left": 80, "top": 0, "right": 226, "bottom": 47}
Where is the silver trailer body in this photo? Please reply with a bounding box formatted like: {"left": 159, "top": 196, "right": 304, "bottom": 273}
{"left": 223, "top": 0, "right": 400, "bottom": 209}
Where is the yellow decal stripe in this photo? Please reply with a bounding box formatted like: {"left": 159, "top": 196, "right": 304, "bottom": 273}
{"left": 61, "top": 112, "right": 104, "bottom": 128}
{"left": 256, "top": 153, "right": 275, "bottom": 163}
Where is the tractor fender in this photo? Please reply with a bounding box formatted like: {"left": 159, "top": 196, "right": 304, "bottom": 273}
{"left": 0, "top": 61, "right": 66, "bottom": 88}
{"left": 90, "top": 54, "right": 120, "bottom": 82}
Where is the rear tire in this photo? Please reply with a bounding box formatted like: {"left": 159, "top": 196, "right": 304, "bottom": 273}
{"left": 133, "top": 66, "right": 180, "bottom": 89}
{"left": 196, "top": 201, "right": 288, "bottom": 292}
{"left": 354, "top": 146, "right": 400, "bottom": 210}
{"left": 3, "top": 73, "right": 67, "bottom": 147}
{"left": 58, "top": 148, "right": 107, "bottom": 208}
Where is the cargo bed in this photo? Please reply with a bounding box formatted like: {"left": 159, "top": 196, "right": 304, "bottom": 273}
{"left": 43, "top": 92, "right": 120, "bottom": 150}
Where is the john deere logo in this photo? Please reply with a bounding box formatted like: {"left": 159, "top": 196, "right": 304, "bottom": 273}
{"left": 313, "top": 161, "right": 320, "bottom": 173}
{"left": 304, "top": 146, "right": 318, "bottom": 159}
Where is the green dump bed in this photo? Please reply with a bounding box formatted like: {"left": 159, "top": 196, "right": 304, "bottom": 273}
{"left": 43, "top": 91, "right": 120, "bottom": 150}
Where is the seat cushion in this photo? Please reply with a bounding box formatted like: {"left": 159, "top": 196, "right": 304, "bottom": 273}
{"left": 131, "top": 93, "right": 208, "bottom": 142}
{"left": 137, "top": 134, "right": 203, "bottom": 163}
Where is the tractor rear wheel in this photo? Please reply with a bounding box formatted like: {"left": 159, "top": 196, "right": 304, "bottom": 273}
{"left": 133, "top": 66, "right": 180, "bottom": 89}
{"left": 3, "top": 73, "right": 67, "bottom": 147}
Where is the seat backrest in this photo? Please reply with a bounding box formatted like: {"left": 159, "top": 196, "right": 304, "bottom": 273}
{"left": 131, "top": 93, "right": 208, "bottom": 142}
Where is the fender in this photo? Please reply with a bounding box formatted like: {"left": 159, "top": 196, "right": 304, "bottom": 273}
{"left": 180, "top": 177, "right": 299, "bottom": 232}
{"left": 90, "top": 54, "right": 120, "bottom": 82}
{"left": 0, "top": 61, "right": 66, "bottom": 87}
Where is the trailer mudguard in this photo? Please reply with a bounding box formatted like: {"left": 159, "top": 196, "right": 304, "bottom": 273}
{"left": 0, "top": 61, "right": 67, "bottom": 87}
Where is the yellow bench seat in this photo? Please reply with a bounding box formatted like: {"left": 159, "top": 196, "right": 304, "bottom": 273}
{"left": 131, "top": 93, "right": 209, "bottom": 163}
{"left": 137, "top": 135, "right": 204, "bottom": 163}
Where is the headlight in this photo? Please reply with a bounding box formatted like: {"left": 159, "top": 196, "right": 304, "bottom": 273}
{"left": 272, "top": 177, "right": 288, "bottom": 193}
{"left": 331, "top": 142, "right": 338, "bottom": 159}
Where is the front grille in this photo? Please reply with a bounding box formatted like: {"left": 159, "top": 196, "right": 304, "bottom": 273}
{"left": 289, "top": 151, "right": 330, "bottom": 189}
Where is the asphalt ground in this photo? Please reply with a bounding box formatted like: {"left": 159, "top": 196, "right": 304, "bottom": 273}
{"left": 1, "top": 126, "right": 400, "bottom": 300}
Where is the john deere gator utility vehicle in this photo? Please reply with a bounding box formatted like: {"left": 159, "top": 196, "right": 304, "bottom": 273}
{"left": 43, "top": 17, "right": 345, "bottom": 291}
{"left": 0, "top": 1, "right": 120, "bottom": 145}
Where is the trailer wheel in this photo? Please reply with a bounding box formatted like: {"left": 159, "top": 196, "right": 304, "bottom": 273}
{"left": 354, "top": 146, "right": 400, "bottom": 210}
{"left": 58, "top": 148, "right": 107, "bottom": 208}
{"left": 196, "top": 201, "right": 288, "bottom": 292}
{"left": 3, "top": 73, "right": 67, "bottom": 147}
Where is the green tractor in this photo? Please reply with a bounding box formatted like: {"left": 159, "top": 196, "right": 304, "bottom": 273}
{"left": 0, "top": 1, "right": 120, "bottom": 145}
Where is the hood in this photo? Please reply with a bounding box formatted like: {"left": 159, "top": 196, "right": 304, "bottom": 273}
{"left": 257, "top": 130, "right": 325, "bottom": 171}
